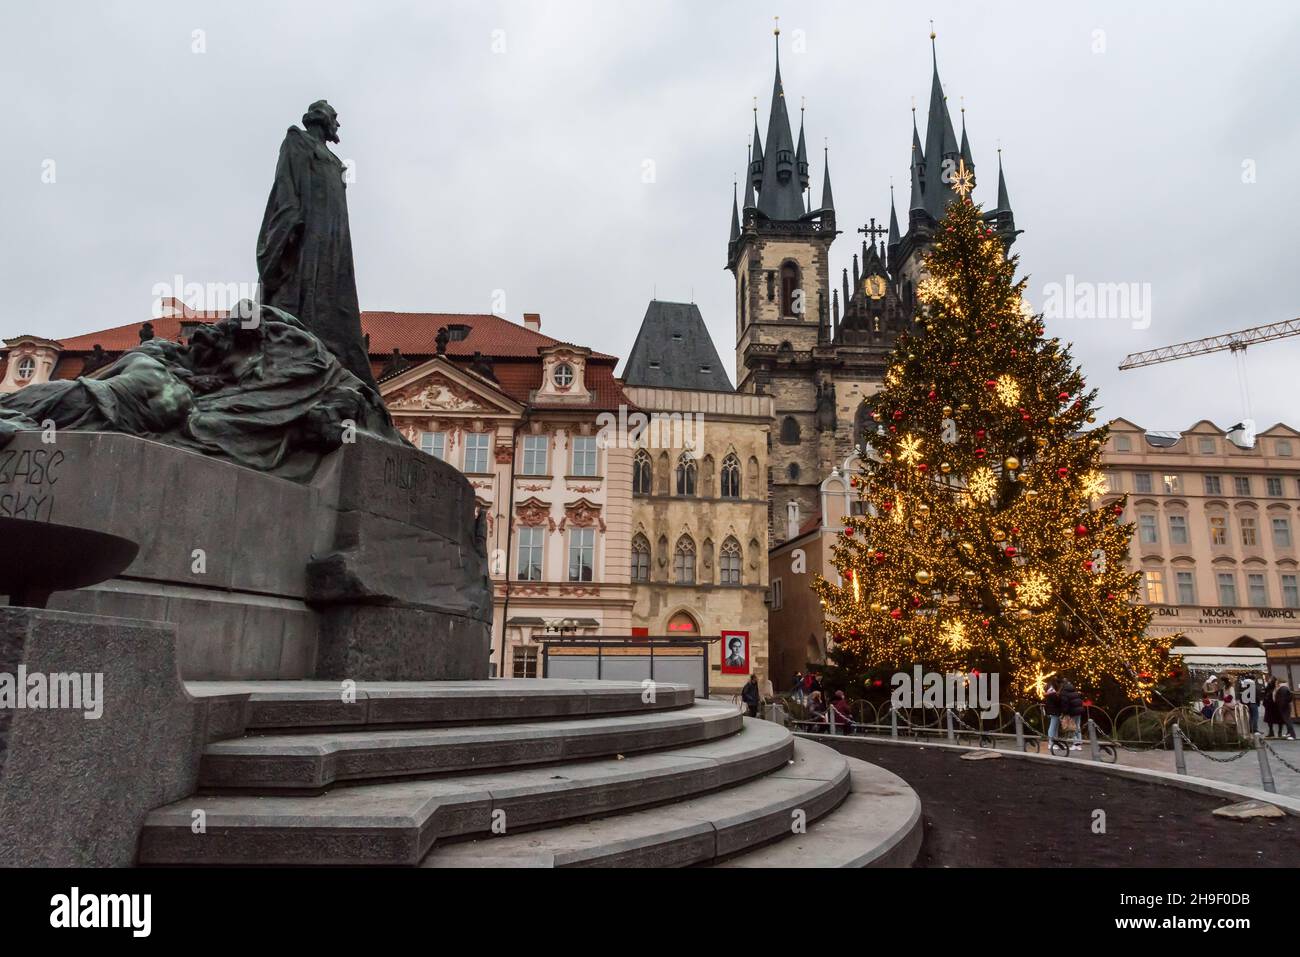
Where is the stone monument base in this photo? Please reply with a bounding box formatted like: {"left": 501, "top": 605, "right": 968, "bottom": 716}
{"left": 0, "top": 607, "right": 241, "bottom": 866}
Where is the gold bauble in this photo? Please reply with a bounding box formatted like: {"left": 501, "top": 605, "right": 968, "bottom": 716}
{"left": 992, "top": 529, "right": 1007, "bottom": 542}
{"left": 963, "top": 570, "right": 976, "bottom": 579}
{"left": 959, "top": 542, "right": 975, "bottom": 555}
{"left": 1086, "top": 415, "right": 1096, "bottom": 424}
{"left": 883, "top": 452, "right": 893, "bottom": 461}
{"left": 1048, "top": 417, "right": 1058, "bottom": 425}
{"left": 942, "top": 406, "right": 953, "bottom": 417}
{"left": 915, "top": 570, "right": 932, "bottom": 585}
{"left": 918, "top": 503, "right": 930, "bottom": 516}
{"left": 1016, "top": 609, "right": 1032, "bottom": 620}
{"left": 899, "top": 635, "right": 913, "bottom": 645}
{"left": 911, "top": 519, "right": 924, "bottom": 530}
{"left": 940, "top": 462, "right": 952, "bottom": 474}
{"left": 1004, "top": 456, "right": 1020, "bottom": 471}
{"left": 1026, "top": 489, "right": 1039, "bottom": 500}
{"left": 870, "top": 602, "right": 882, "bottom": 613}
{"left": 959, "top": 403, "right": 972, "bottom": 412}
{"left": 1035, "top": 437, "right": 1048, "bottom": 448}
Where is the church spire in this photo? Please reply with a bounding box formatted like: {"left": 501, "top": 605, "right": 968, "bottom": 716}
{"left": 730, "top": 179, "right": 741, "bottom": 245}
{"left": 996, "top": 149, "right": 1012, "bottom": 212}
{"left": 908, "top": 106, "right": 926, "bottom": 213}
{"left": 921, "top": 27, "right": 961, "bottom": 219}
{"left": 754, "top": 20, "right": 806, "bottom": 221}
{"left": 749, "top": 100, "right": 763, "bottom": 192}
{"left": 959, "top": 99, "right": 976, "bottom": 188}
{"left": 743, "top": 141, "right": 757, "bottom": 210}
{"left": 796, "top": 98, "right": 810, "bottom": 192}
{"left": 887, "top": 182, "right": 901, "bottom": 248}
{"left": 820, "top": 145, "right": 835, "bottom": 213}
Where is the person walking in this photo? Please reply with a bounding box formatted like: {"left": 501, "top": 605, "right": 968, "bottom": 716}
{"left": 1262, "top": 677, "right": 1281, "bottom": 737}
{"left": 1042, "top": 679, "right": 1062, "bottom": 746}
{"left": 791, "top": 672, "right": 805, "bottom": 705}
{"left": 1059, "top": 680, "right": 1086, "bottom": 751}
{"left": 740, "top": 674, "right": 761, "bottom": 718}
{"left": 830, "top": 690, "right": 853, "bottom": 734}
{"left": 1276, "top": 679, "right": 1297, "bottom": 741}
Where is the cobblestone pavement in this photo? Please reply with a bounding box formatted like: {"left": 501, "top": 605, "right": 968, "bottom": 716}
{"left": 1096, "top": 736, "right": 1300, "bottom": 799}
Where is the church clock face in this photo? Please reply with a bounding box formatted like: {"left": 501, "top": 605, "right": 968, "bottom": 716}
{"left": 863, "top": 275, "right": 887, "bottom": 300}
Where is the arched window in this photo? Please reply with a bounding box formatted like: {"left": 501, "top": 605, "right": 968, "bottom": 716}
{"left": 719, "top": 538, "right": 742, "bottom": 585}
{"left": 675, "top": 453, "right": 697, "bottom": 496}
{"left": 633, "top": 450, "right": 653, "bottom": 496}
{"left": 780, "top": 416, "right": 800, "bottom": 446}
{"left": 674, "top": 536, "right": 696, "bottom": 584}
{"left": 630, "top": 534, "right": 651, "bottom": 583}
{"left": 788, "top": 462, "right": 801, "bottom": 481}
{"left": 720, "top": 453, "right": 741, "bottom": 498}
{"left": 780, "top": 262, "right": 801, "bottom": 317}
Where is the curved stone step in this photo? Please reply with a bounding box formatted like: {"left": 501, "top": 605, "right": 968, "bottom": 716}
{"left": 198, "top": 701, "right": 741, "bottom": 789}
{"left": 138, "top": 719, "right": 793, "bottom": 866}
{"left": 419, "top": 733, "right": 850, "bottom": 868}
{"left": 185, "top": 678, "right": 696, "bottom": 734}
{"left": 712, "top": 756, "right": 922, "bottom": 868}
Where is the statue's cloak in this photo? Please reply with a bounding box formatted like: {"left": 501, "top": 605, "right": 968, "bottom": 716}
{"left": 256, "top": 126, "right": 377, "bottom": 390}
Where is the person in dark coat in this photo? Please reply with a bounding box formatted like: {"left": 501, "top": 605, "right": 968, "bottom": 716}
{"left": 1263, "top": 677, "right": 1281, "bottom": 737}
{"left": 1276, "top": 680, "right": 1297, "bottom": 740}
{"left": 1059, "top": 680, "right": 1086, "bottom": 750}
{"left": 740, "top": 674, "right": 761, "bottom": 718}
{"left": 830, "top": 690, "right": 853, "bottom": 733}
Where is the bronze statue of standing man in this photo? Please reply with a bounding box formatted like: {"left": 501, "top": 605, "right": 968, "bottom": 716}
{"left": 256, "top": 100, "right": 378, "bottom": 390}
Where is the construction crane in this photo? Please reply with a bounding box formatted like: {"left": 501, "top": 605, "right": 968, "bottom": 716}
{"left": 1118, "top": 318, "right": 1300, "bottom": 370}
{"left": 1118, "top": 318, "right": 1300, "bottom": 441}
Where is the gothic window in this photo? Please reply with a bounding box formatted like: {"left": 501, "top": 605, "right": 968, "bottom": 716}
{"left": 675, "top": 452, "right": 697, "bottom": 496}
{"left": 674, "top": 536, "right": 696, "bottom": 584}
{"left": 780, "top": 262, "right": 801, "bottom": 317}
{"left": 720, "top": 453, "right": 741, "bottom": 498}
{"left": 780, "top": 416, "right": 800, "bottom": 445}
{"left": 766, "top": 271, "right": 775, "bottom": 302}
{"left": 719, "top": 537, "right": 742, "bottom": 586}
{"left": 788, "top": 462, "right": 800, "bottom": 481}
{"left": 630, "top": 534, "right": 651, "bottom": 583}
{"left": 740, "top": 276, "right": 747, "bottom": 329}
{"left": 633, "top": 450, "right": 653, "bottom": 496}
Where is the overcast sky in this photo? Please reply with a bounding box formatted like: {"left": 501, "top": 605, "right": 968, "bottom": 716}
{"left": 2, "top": 0, "right": 1297, "bottom": 432}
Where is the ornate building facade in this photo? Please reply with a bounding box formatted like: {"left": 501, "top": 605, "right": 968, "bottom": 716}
{"left": 10, "top": 301, "right": 636, "bottom": 679}
{"left": 621, "top": 300, "right": 774, "bottom": 694}
{"left": 727, "top": 29, "right": 1020, "bottom": 545}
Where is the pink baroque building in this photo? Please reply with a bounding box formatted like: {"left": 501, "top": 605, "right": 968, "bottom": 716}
{"left": 2, "top": 302, "right": 636, "bottom": 679}
{"left": 1101, "top": 419, "right": 1300, "bottom": 658}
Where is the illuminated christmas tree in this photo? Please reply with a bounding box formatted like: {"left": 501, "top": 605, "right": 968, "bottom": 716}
{"left": 815, "top": 188, "right": 1169, "bottom": 700}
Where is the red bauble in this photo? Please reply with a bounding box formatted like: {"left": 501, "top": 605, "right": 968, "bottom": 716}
{"left": 882, "top": 501, "right": 894, "bottom": 511}
{"left": 1058, "top": 392, "right": 1070, "bottom": 401}
{"left": 928, "top": 390, "right": 937, "bottom": 400}
{"left": 911, "top": 595, "right": 922, "bottom": 608}
{"left": 1107, "top": 593, "right": 1116, "bottom": 601}
{"left": 1022, "top": 414, "right": 1031, "bottom": 422}
{"left": 1113, "top": 506, "right": 1123, "bottom": 516}
{"left": 985, "top": 380, "right": 997, "bottom": 391}
{"left": 889, "top": 608, "right": 902, "bottom": 620}
{"left": 1084, "top": 560, "right": 1094, "bottom": 570}
{"left": 893, "top": 410, "right": 904, "bottom": 420}
{"left": 889, "top": 425, "right": 897, "bottom": 434}
{"left": 844, "top": 527, "right": 854, "bottom": 537}
{"left": 874, "top": 551, "right": 886, "bottom": 563}
{"left": 917, "top": 463, "right": 929, "bottom": 472}
{"left": 1075, "top": 524, "right": 1088, "bottom": 537}
{"left": 1011, "top": 527, "right": 1021, "bottom": 535}
{"left": 975, "top": 448, "right": 986, "bottom": 458}
{"left": 1004, "top": 546, "right": 1017, "bottom": 557}
{"left": 1083, "top": 699, "right": 1094, "bottom": 708}
{"left": 976, "top": 428, "right": 987, "bottom": 438}
{"left": 1058, "top": 467, "right": 1069, "bottom": 477}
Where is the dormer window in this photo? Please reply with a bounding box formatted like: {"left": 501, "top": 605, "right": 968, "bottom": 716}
{"left": 553, "top": 363, "right": 574, "bottom": 388}
{"left": 15, "top": 357, "right": 36, "bottom": 381}
{"left": 446, "top": 324, "right": 470, "bottom": 342}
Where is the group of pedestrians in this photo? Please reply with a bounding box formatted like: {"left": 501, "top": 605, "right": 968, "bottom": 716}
{"left": 1201, "top": 672, "right": 1295, "bottom": 739}
{"left": 1041, "top": 678, "right": 1087, "bottom": 750}
{"left": 789, "top": 672, "right": 853, "bottom": 731}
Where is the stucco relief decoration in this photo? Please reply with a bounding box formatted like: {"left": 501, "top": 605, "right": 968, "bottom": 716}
{"left": 567, "top": 484, "right": 601, "bottom": 493}
{"left": 559, "top": 498, "right": 605, "bottom": 532}
{"left": 515, "top": 497, "right": 556, "bottom": 531}
{"left": 494, "top": 443, "right": 515, "bottom": 464}
{"left": 560, "top": 585, "right": 600, "bottom": 597}
{"left": 389, "top": 377, "right": 483, "bottom": 413}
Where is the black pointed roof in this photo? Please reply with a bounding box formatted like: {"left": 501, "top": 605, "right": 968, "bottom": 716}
{"left": 622, "top": 301, "right": 734, "bottom": 393}
{"left": 820, "top": 147, "right": 835, "bottom": 212}
{"left": 729, "top": 182, "right": 741, "bottom": 244}
{"left": 921, "top": 38, "right": 960, "bottom": 218}
{"left": 754, "top": 36, "right": 808, "bottom": 221}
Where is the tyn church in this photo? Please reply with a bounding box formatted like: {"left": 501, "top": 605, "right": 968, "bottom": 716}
{"left": 727, "top": 27, "right": 1022, "bottom": 543}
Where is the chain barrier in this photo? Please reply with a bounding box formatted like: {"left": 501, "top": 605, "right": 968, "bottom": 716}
{"left": 1173, "top": 727, "right": 1256, "bottom": 764}
{"left": 1263, "top": 739, "right": 1300, "bottom": 775}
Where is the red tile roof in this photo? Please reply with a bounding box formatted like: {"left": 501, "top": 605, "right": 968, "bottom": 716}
{"left": 29, "top": 308, "right": 631, "bottom": 411}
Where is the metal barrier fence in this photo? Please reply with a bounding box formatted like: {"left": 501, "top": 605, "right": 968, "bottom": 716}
{"left": 778, "top": 696, "right": 1296, "bottom": 795}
